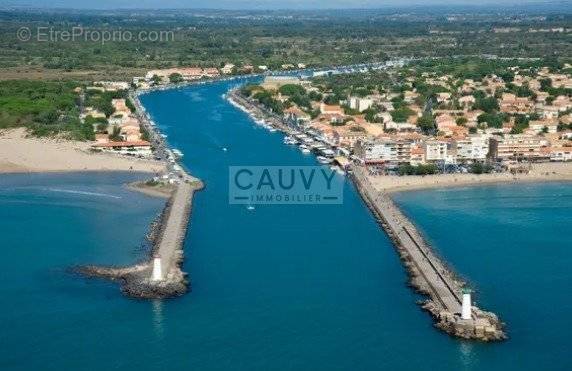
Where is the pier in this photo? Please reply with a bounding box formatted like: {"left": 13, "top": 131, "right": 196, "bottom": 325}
{"left": 351, "top": 166, "right": 506, "bottom": 341}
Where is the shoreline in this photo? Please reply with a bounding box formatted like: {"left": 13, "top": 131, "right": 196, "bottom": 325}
{"left": 0, "top": 128, "right": 166, "bottom": 175}
{"left": 76, "top": 90, "right": 205, "bottom": 300}
{"left": 126, "top": 181, "right": 176, "bottom": 199}
{"left": 351, "top": 166, "right": 506, "bottom": 341}
{"left": 368, "top": 162, "right": 572, "bottom": 194}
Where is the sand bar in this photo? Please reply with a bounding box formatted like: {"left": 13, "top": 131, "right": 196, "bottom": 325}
{"left": 0, "top": 128, "right": 166, "bottom": 174}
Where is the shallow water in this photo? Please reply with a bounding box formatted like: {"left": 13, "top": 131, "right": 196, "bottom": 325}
{"left": 1, "top": 79, "right": 570, "bottom": 370}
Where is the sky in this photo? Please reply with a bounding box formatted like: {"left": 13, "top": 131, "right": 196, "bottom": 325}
{"left": 2, "top": 0, "right": 564, "bottom": 10}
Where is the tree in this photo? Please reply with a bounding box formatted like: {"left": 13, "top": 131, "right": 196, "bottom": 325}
{"left": 108, "top": 126, "right": 122, "bottom": 141}
{"left": 364, "top": 108, "right": 382, "bottom": 123}
{"left": 474, "top": 96, "right": 499, "bottom": 113}
{"left": 391, "top": 106, "right": 414, "bottom": 123}
{"left": 511, "top": 114, "right": 529, "bottom": 134}
{"left": 478, "top": 113, "right": 504, "bottom": 128}
{"left": 417, "top": 113, "right": 436, "bottom": 135}
{"left": 469, "top": 163, "right": 493, "bottom": 174}
{"left": 278, "top": 84, "right": 305, "bottom": 96}
{"left": 169, "top": 73, "right": 183, "bottom": 84}
{"left": 151, "top": 74, "right": 162, "bottom": 85}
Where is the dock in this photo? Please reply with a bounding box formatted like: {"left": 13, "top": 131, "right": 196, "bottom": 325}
{"left": 352, "top": 166, "right": 506, "bottom": 341}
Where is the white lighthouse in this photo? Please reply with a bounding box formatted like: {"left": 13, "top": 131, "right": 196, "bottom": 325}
{"left": 152, "top": 255, "right": 163, "bottom": 281}
{"left": 461, "top": 288, "right": 472, "bottom": 320}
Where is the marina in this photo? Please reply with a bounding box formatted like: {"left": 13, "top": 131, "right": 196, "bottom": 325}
{"left": 3, "top": 77, "right": 571, "bottom": 370}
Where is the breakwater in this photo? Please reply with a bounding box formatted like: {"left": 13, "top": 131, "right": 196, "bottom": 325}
{"left": 228, "top": 87, "right": 506, "bottom": 341}
{"left": 76, "top": 92, "right": 204, "bottom": 299}
{"left": 351, "top": 166, "right": 506, "bottom": 341}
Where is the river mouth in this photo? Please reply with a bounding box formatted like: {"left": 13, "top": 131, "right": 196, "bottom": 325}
{"left": 1, "top": 78, "right": 570, "bottom": 370}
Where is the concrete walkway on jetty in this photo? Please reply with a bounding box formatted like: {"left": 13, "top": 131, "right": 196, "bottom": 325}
{"left": 352, "top": 166, "right": 506, "bottom": 341}
{"left": 154, "top": 180, "right": 196, "bottom": 283}
{"left": 76, "top": 92, "right": 204, "bottom": 299}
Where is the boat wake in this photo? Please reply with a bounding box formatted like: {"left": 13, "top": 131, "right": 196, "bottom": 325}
{"left": 46, "top": 188, "right": 122, "bottom": 199}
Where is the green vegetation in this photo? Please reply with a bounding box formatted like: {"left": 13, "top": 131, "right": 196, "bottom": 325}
{"left": 474, "top": 95, "right": 499, "bottom": 114}
{"left": 417, "top": 113, "right": 436, "bottom": 135}
{"left": 477, "top": 112, "right": 505, "bottom": 128}
{"left": 169, "top": 73, "right": 184, "bottom": 84}
{"left": 469, "top": 163, "right": 493, "bottom": 174}
{"left": 398, "top": 163, "right": 438, "bottom": 176}
{"left": 278, "top": 84, "right": 305, "bottom": 96}
{"left": 108, "top": 126, "right": 122, "bottom": 141}
{"left": 253, "top": 90, "right": 284, "bottom": 114}
{"left": 391, "top": 106, "right": 414, "bottom": 123}
{"left": 0, "top": 80, "right": 93, "bottom": 140}
{"left": 511, "top": 114, "right": 530, "bottom": 134}
{"left": 85, "top": 89, "right": 128, "bottom": 117}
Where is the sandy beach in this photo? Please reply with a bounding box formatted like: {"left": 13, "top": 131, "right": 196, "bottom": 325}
{"left": 0, "top": 128, "right": 166, "bottom": 174}
{"left": 366, "top": 162, "right": 572, "bottom": 193}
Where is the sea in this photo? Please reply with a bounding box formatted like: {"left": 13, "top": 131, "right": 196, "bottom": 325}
{"left": 0, "top": 79, "right": 570, "bottom": 370}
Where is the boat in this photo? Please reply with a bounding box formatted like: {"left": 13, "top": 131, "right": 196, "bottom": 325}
{"left": 317, "top": 156, "right": 332, "bottom": 164}
{"left": 299, "top": 144, "right": 311, "bottom": 154}
{"left": 247, "top": 205, "right": 255, "bottom": 211}
{"left": 172, "top": 149, "right": 184, "bottom": 159}
{"left": 283, "top": 136, "right": 296, "bottom": 145}
{"left": 330, "top": 165, "right": 345, "bottom": 175}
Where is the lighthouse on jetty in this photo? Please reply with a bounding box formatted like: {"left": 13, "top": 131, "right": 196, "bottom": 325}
{"left": 152, "top": 255, "right": 163, "bottom": 281}
{"left": 461, "top": 288, "right": 472, "bottom": 320}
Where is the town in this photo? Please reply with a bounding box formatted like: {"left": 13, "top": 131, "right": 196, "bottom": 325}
{"left": 235, "top": 59, "right": 572, "bottom": 175}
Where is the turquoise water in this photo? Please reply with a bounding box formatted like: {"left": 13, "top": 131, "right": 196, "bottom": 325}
{"left": 0, "top": 79, "right": 570, "bottom": 370}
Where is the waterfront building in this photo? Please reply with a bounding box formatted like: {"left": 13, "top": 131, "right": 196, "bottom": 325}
{"left": 454, "top": 134, "right": 490, "bottom": 161}
{"left": 550, "top": 147, "right": 572, "bottom": 162}
{"left": 423, "top": 140, "right": 448, "bottom": 162}
{"left": 410, "top": 145, "right": 425, "bottom": 165}
{"left": 488, "top": 135, "right": 548, "bottom": 161}
{"left": 337, "top": 131, "right": 368, "bottom": 148}
{"left": 354, "top": 139, "right": 412, "bottom": 164}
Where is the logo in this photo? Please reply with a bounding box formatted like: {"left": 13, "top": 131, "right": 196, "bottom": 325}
{"left": 229, "top": 166, "right": 344, "bottom": 205}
